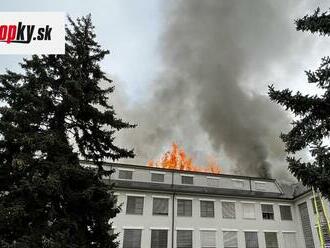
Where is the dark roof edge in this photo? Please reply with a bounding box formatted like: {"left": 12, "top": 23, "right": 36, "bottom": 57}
{"left": 80, "top": 160, "right": 276, "bottom": 182}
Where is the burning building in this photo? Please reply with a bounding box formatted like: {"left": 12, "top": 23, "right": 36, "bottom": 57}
{"left": 82, "top": 158, "right": 330, "bottom": 248}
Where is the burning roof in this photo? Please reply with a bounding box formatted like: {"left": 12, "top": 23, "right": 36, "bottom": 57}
{"left": 147, "top": 143, "right": 221, "bottom": 174}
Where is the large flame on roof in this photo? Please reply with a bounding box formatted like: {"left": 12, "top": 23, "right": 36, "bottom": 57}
{"left": 147, "top": 143, "right": 221, "bottom": 174}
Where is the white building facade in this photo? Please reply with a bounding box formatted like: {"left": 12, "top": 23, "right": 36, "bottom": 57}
{"left": 86, "top": 162, "right": 329, "bottom": 248}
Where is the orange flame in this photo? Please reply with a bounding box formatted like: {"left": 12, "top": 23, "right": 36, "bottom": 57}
{"left": 147, "top": 143, "right": 221, "bottom": 174}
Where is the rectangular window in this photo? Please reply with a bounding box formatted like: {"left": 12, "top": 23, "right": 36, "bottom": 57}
{"left": 123, "top": 229, "right": 142, "bottom": 248}
{"left": 200, "top": 230, "right": 216, "bottom": 248}
{"left": 200, "top": 201, "right": 214, "bottom": 217}
{"left": 242, "top": 203, "right": 255, "bottom": 219}
{"left": 177, "top": 230, "right": 192, "bottom": 248}
{"left": 311, "top": 196, "right": 322, "bottom": 214}
{"left": 118, "top": 170, "right": 133, "bottom": 180}
{"left": 177, "top": 199, "right": 192, "bottom": 217}
{"left": 207, "top": 178, "right": 219, "bottom": 187}
{"left": 245, "top": 232, "right": 259, "bottom": 248}
{"left": 255, "top": 182, "right": 266, "bottom": 191}
{"left": 280, "top": 205, "right": 293, "bottom": 220}
{"left": 153, "top": 198, "right": 169, "bottom": 216}
{"left": 151, "top": 229, "right": 168, "bottom": 248}
{"left": 151, "top": 173, "right": 165, "bottom": 182}
{"left": 264, "top": 232, "right": 279, "bottom": 248}
{"left": 232, "top": 179, "right": 244, "bottom": 188}
{"left": 283, "top": 233, "right": 297, "bottom": 248}
{"left": 261, "top": 204, "right": 274, "bottom": 220}
{"left": 222, "top": 201, "right": 236, "bottom": 219}
{"left": 298, "top": 202, "right": 315, "bottom": 248}
{"left": 181, "top": 175, "right": 194, "bottom": 185}
{"left": 223, "top": 231, "right": 238, "bottom": 248}
{"left": 126, "top": 196, "right": 144, "bottom": 215}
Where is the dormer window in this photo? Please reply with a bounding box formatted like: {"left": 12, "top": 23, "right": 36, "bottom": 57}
{"left": 255, "top": 181, "right": 266, "bottom": 191}
{"left": 118, "top": 170, "right": 133, "bottom": 180}
{"left": 232, "top": 179, "right": 244, "bottom": 189}
{"left": 181, "top": 175, "right": 194, "bottom": 185}
{"left": 151, "top": 172, "right": 165, "bottom": 183}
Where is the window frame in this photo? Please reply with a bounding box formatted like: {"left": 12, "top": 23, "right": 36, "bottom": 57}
{"left": 122, "top": 228, "right": 142, "bottom": 248}
{"left": 206, "top": 176, "right": 219, "bottom": 187}
{"left": 177, "top": 198, "right": 193, "bottom": 217}
{"left": 200, "top": 200, "right": 215, "bottom": 218}
{"left": 261, "top": 204, "right": 274, "bottom": 220}
{"left": 126, "top": 195, "right": 144, "bottom": 215}
{"left": 151, "top": 172, "right": 165, "bottom": 183}
{"left": 151, "top": 229, "right": 168, "bottom": 248}
{"left": 222, "top": 201, "right": 236, "bottom": 219}
{"left": 242, "top": 202, "right": 256, "bottom": 219}
{"left": 232, "top": 179, "right": 244, "bottom": 189}
{"left": 118, "top": 169, "right": 134, "bottom": 180}
{"left": 177, "top": 229, "right": 193, "bottom": 248}
{"left": 200, "top": 230, "right": 216, "bottom": 248}
{"left": 244, "top": 231, "right": 259, "bottom": 248}
{"left": 152, "top": 197, "right": 169, "bottom": 216}
{"left": 279, "top": 205, "right": 293, "bottom": 221}
{"left": 181, "top": 175, "right": 194, "bottom": 185}
{"left": 255, "top": 181, "right": 266, "bottom": 191}
{"left": 223, "top": 230, "right": 238, "bottom": 248}
{"left": 264, "top": 232, "right": 279, "bottom": 248}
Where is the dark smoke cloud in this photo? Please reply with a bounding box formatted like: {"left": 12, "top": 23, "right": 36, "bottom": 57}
{"left": 113, "top": 0, "right": 326, "bottom": 179}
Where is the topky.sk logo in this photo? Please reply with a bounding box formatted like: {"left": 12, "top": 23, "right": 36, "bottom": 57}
{"left": 0, "top": 22, "right": 52, "bottom": 44}
{"left": 0, "top": 12, "right": 64, "bottom": 54}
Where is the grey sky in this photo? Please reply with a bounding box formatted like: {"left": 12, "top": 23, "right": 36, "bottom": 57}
{"left": 0, "top": 0, "right": 163, "bottom": 102}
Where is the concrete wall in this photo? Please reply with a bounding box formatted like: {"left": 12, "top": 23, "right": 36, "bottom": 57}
{"left": 113, "top": 190, "right": 304, "bottom": 248}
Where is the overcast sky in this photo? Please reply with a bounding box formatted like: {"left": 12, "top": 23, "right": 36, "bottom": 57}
{"left": 0, "top": 0, "right": 163, "bottom": 102}
{"left": 1, "top": 0, "right": 329, "bottom": 178}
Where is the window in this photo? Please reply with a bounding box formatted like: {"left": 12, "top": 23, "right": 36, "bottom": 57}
{"left": 242, "top": 203, "right": 255, "bottom": 219}
{"left": 223, "top": 231, "right": 238, "bottom": 248}
{"left": 222, "top": 201, "right": 235, "bottom": 219}
{"left": 118, "top": 170, "right": 133, "bottom": 180}
{"left": 261, "top": 204, "right": 274, "bottom": 220}
{"left": 123, "top": 229, "right": 142, "bottom": 248}
{"left": 311, "top": 196, "right": 322, "bottom": 214}
{"left": 280, "top": 205, "right": 292, "bottom": 220}
{"left": 126, "top": 196, "right": 144, "bottom": 215}
{"left": 181, "top": 175, "right": 194, "bottom": 185}
{"left": 151, "top": 230, "right": 168, "bottom": 248}
{"left": 283, "top": 233, "right": 297, "bottom": 248}
{"left": 200, "top": 201, "right": 214, "bottom": 217}
{"left": 255, "top": 182, "right": 266, "bottom": 191}
{"left": 177, "top": 199, "right": 192, "bottom": 217}
{"left": 245, "top": 232, "right": 259, "bottom": 248}
{"left": 153, "top": 198, "right": 169, "bottom": 215}
{"left": 232, "top": 179, "right": 244, "bottom": 188}
{"left": 177, "top": 230, "right": 192, "bottom": 248}
{"left": 264, "top": 232, "right": 279, "bottom": 248}
{"left": 200, "top": 230, "right": 216, "bottom": 248}
{"left": 151, "top": 173, "right": 165, "bottom": 182}
{"left": 207, "top": 177, "right": 219, "bottom": 187}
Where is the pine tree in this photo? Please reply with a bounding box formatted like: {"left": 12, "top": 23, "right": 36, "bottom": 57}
{"left": 269, "top": 8, "right": 330, "bottom": 199}
{"left": 0, "top": 15, "right": 135, "bottom": 247}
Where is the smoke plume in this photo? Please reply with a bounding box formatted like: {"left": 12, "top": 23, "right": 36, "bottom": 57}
{"left": 113, "top": 0, "right": 325, "bottom": 179}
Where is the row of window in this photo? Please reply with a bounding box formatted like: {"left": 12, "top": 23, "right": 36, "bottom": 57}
{"left": 125, "top": 196, "right": 293, "bottom": 221}
{"left": 119, "top": 170, "right": 194, "bottom": 185}
{"left": 117, "top": 169, "right": 267, "bottom": 190}
{"left": 122, "top": 229, "right": 297, "bottom": 248}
